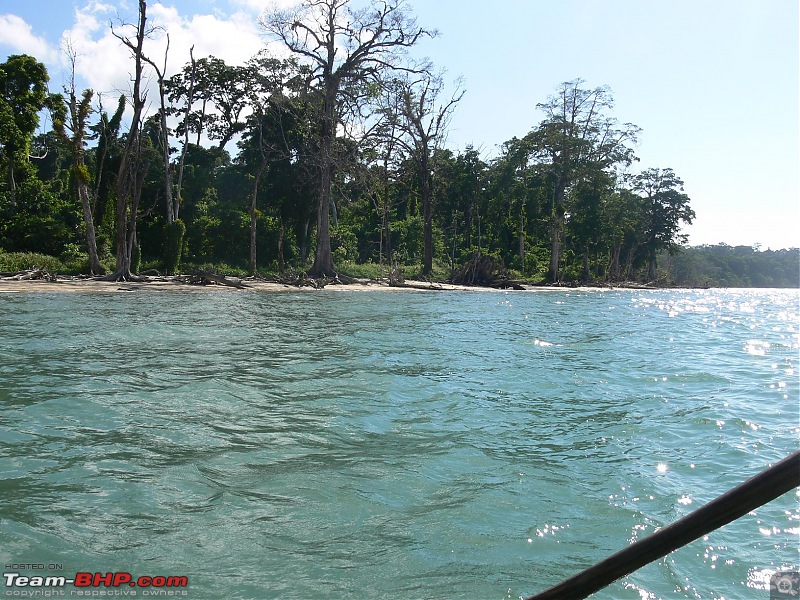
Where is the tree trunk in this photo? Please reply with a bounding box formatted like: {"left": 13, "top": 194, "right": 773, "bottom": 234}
{"left": 112, "top": 0, "right": 147, "bottom": 280}
{"left": 548, "top": 181, "right": 567, "bottom": 282}
{"left": 583, "top": 246, "right": 590, "bottom": 282}
{"left": 310, "top": 83, "right": 337, "bottom": 278}
{"left": 115, "top": 165, "right": 132, "bottom": 277}
{"left": 518, "top": 202, "right": 526, "bottom": 272}
{"left": 610, "top": 244, "right": 621, "bottom": 281}
{"left": 648, "top": 254, "right": 657, "bottom": 282}
{"left": 464, "top": 206, "right": 472, "bottom": 249}
{"left": 174, "top": 47, "right": 195, "bottom": 223}
{"left": 161, "top": 108, "right": 173, "bottom": 225}
{"left": 549, "top": 224, "right": 561, "bottom": 282}
{"left": 647, "top": 232, "right": 657, "bottom": 281}
{"left": 300, "top": 219, "right": 309, "bottom": 267}
{"left": 7, "top": 158, "right": 17, "bottom": 208}
{"left": 421, "top": 167, "right": 433, "bottom": 277}
{"left": 77, "top": 181, "right": 102, "bottom": 274}
{"left": 249, "top": 160, "right": 267, "bottom": 276}
{"left": 277, "top": 221, "right": 285, "bottom": 276}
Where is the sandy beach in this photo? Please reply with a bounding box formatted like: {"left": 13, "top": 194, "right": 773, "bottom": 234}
{"left": 0, "top": 277, "right": 481, "bottom": 293}
{"left": 0, "top": 276, "right": 622, "bottom": 294}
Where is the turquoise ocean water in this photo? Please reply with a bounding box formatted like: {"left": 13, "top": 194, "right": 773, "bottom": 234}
{"left": 0, "top": 288, "right": 797, "bottom": 599}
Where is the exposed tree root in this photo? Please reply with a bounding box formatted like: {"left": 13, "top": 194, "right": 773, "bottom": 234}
{"left": 96, "top": 270, "right": 148, "bottom": 283}
{"left": 448, "top": 252, "right": 527, "bottom": 290}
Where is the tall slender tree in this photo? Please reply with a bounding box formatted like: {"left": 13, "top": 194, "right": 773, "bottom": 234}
{"left": 109, "top": 0, "right": 150, "bottom": 280}
{"left": 50, "top": 45, "right": 103, "bottom": 274}
{"left": 239, "top": 54, "right": 295, "bottom": 275}
{"left": 392, "top": 72, "right": 463, "bottom": 276}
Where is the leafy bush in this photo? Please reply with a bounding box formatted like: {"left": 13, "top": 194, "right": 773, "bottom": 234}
{"left": 0, "top": 251, "right": 66, "bottom": 273}
{"left": 163, "top": 220, "right": 186, "bottom": 275}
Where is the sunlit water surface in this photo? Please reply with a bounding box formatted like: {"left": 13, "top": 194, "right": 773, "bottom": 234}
{"left": 1, "top": 288, "right": 797, "bottom": 599}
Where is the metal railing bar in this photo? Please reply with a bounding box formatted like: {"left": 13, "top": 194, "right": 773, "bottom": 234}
{"left": 526, "top": 450, "right": 800, "bottom": 600}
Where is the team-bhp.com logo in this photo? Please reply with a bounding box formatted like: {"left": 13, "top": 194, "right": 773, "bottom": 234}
{"left": 4, "top": 572, "right": 189, "bottom": 596}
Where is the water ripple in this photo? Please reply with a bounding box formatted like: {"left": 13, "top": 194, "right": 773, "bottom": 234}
{"left": 0, "top": 289, "right": 797, "bottom": 599}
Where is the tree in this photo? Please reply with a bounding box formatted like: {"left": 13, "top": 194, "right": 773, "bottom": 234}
{"left": 109, "top": 0, "right": 150, "bottom": 280}
{"left": 138, "top": 32, "right": 176, "bottom": 224}
{"left": 0, "top": 54, "right": 50, "bottom": 208}
{"left": 261, "top": 0, "right": 433, "bottom": 277}
{"left": 89, "top": 94, "right": 126, "bottom": 237}
{"left": 485, "top": 138, "right": 542, "bottom": 272}
{"left": 50, "top": 45, "right": 103, "bottom": 274}
{"left": 391, "top": 72, "right": 463, "bottom": 276}
{"left": 239, "top": 54, "right": 296, "bottom": 275}
{"left": 603, "top": 187, "right": 646, "bottom": 281}
{"left": 631, "top": 167, "right": 695, "bottom": 281}
{"left": 173, "top": 46, "right": 196, "bottom": 222}
{"left": 568, "top": 170, "right": 613, "bottom": 282}
{"left": 531, "top": 79, "right": 639, "bottom": 282}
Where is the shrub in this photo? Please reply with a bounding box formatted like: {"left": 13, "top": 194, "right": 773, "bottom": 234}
{"left": 163, "top": 220, "right": 186, "bottom": 275}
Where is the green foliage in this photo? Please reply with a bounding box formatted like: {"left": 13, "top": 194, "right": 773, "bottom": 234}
{"left": 335, "top": 260, "right": 384, "bottom": 279}
{"left": 0, "top": 248, "right": 110, "bottom": 275}
{"left": 0, "top": 177, "right": 80, "bottom": 255}
{"left": 392, "top": 215, "right": 425, "bottom": 264}
{"left": 163, "top": 220, "right": 186, "bottom": 275}
{"left": 0, "top": 55, "right": 49, "bottom": 158}
{"left": 182, "top": 261, "right": 251, "bottom": 278}
{"left": 0, "top": 251, "right": 65, "bottom": 273}
{"left": 524, "top": 245, "right": 551, "bottom": 280}
{"left": 331, "top": 224, "right": 359, "bottom": 263}
{"left": 130, "top": 242, "right": 141, "bottom": 274}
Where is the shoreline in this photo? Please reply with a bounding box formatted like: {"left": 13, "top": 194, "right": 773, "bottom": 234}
{"left": 0, "top": 275, "right": 696, "bottom": 294}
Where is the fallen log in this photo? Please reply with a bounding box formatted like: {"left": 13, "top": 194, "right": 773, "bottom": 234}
{"left": 1, "top": 268, "right": 51, "bottom": 281}
{"left": 274, "top": 272, "right": 361, "bottom": 289}
{"left": 192, "top": 269, "right": 251, "bottom": 289}
{"left": 390, "top": 281, "right": 446, "bottom": 291}
{"left": 491, "top": 279, "right": 527, "bottom": 290}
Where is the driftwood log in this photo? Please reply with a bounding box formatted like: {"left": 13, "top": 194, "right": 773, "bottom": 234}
{"left": 275, "top": 272, "right": 360, "bottom": 289}
{"left": 0, "top": 268, "right": 54, "bottom": 281}
{"left": 190, "top": 270, "right": 251, "bottom": 289}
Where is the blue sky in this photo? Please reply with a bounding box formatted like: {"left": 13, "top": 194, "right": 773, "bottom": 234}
{"left": 2, "top": 0, "right": 798, "bottom": 249}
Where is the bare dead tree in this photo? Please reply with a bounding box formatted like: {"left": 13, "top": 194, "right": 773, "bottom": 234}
{"left": 390, "top": 71, "right": 464, "bottom": 276}
{"left": 139, "top": 30, "right": 175, "bottom": 224}
{"left": 173, "top": 45, "right": 196, "bottom": 221}
{"left": 108, "top": 0, "right": 150, "bottom": 280}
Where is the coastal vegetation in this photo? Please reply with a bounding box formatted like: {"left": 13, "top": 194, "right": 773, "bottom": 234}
{"left": 0, "top": 0, "right": 796, "bottom": 287}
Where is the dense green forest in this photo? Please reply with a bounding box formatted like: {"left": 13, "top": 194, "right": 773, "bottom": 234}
{"left": 1, "top": 0, "right": 797, "bottom": 287}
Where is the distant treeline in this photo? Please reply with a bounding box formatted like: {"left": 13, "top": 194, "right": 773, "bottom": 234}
{"left": 663, "top": 245, "right": 799, "bottom": 288}
{"left": 0, "top": 1, "right": 793, "bottom": 287}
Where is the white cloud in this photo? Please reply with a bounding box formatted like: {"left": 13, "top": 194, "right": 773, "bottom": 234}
{"left": 231, "top": 0, "right": 301, "bottom": 14}
{"left": 0, "top": 14, "right": 59, "bottom": 62}
{"left": 61, "top": 1, "right": 275, "bottom": 98}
